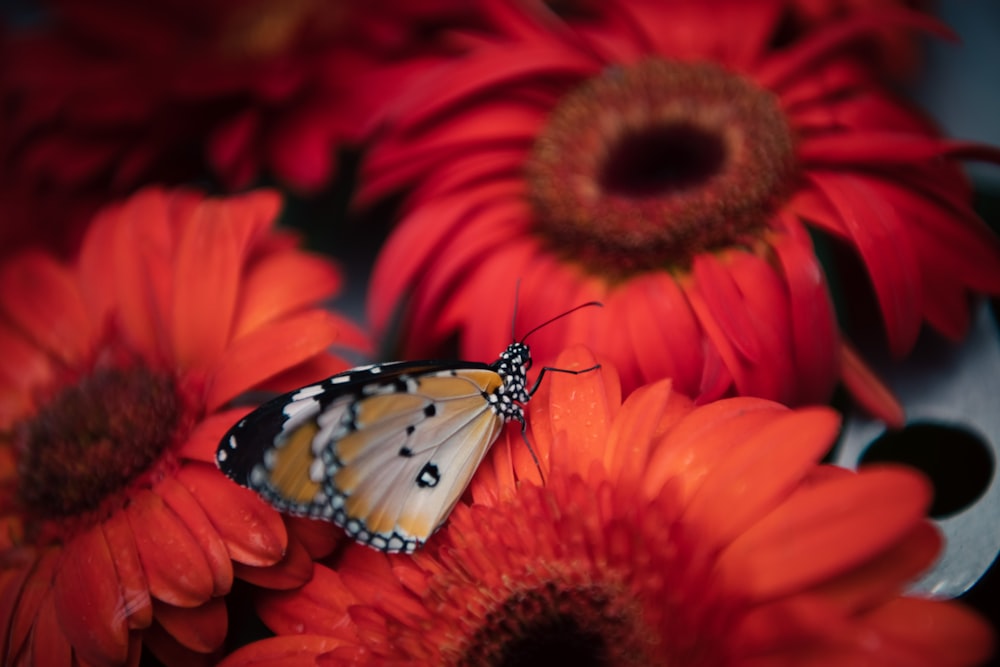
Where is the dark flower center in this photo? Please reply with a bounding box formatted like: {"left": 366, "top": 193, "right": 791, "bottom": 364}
{"left": 461, "top": 581, "right": 654, "bottom": 667}
{"left": 527, "top": 58, "right": 795, "bottom": 277}
{"left": 15, "top": 366, "right": 181, "bottom": 521}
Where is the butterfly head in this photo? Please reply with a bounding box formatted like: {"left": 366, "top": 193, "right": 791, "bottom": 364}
{"left": 490, "top": 341, "right": 531, "bottom": 420}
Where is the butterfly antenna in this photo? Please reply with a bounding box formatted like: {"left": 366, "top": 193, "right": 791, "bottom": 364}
{"left": 511, "top": 279, "right": 522, "bottom": 342}
{"left": 518, "top": 301, "right": 603, "bottom": 343}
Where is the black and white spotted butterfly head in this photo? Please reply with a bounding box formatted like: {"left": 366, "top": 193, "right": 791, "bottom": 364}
{"left": 487, "top": 341, "right": 532, "bottom": 422}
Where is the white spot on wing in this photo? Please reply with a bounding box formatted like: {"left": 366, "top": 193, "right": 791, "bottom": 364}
{"left": 290, "top": 384, "right": 325, "bottom": 401}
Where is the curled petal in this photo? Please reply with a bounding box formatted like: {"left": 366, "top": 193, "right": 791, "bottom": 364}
{"left": 176, "top": 463, "right": 287, "bottom": 567}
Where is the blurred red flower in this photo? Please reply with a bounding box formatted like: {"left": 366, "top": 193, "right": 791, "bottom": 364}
{"left": 360, "top": 0, "right": 1000, "bottom": 425}
{"left": 0, "top": 0, "right": 473, "bottom": 257}
{"left": 221, "top": 347, "right": 994, "bottom": 666}
{"left": 0, "top": 188, "right": 367, "bottom": 665}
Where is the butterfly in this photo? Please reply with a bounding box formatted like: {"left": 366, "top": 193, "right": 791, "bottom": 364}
{"left": 215, "top": 302, "right": 601, "bottom": 554}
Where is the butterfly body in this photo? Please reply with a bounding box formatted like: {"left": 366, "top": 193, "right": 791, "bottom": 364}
{"left": 217, "top": 342, "right": 533, "bottom": 554}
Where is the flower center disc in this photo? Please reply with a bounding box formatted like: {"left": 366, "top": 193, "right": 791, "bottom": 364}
{"left": 462, "top": 582, "right": 654, "bottom": 667}
{"left": 527, "top": 58, "right": 795, "bottom": 276}
{"left": 15, "top": 366, "right": 181, "bottom": 521}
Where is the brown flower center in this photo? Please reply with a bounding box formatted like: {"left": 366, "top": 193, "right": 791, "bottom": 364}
{"left": 461, "top": 581, "right": 654, "bottom": 667}
{"left": 15, "top": 366, "right": 182, "bottom": 521}
{"left": 527, "top": 58, "right": 795, "bottom": 277}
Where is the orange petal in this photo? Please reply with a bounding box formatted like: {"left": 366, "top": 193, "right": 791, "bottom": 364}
{"left": 100, "top": 509, "right": 153, "bottom": 629}
{"left": 255, "top": 565, "right": 358, "bottom": 638}
{"left": 604, "top": 378, "right": 689, "bottom": 487}
{"left": 857, "top": 597, "right": 994, "bottom": 667}
{"left": 30, "top": 594, "right": 72, "bottom": 667}
{"left": 0, "top": 321, "right": 53, "bottom": 397}
{"left": 52, "top": 527, "right": 130, "bottom": 665}
{"left": 217, "top": 635, "right": 345, "bottom": 667}
{"left": 156, "top": 475, "right": 234, "bottom": 596}
{"left": 641, "top": 397, "right": 789, "bottom": 502}
{"left": 718, "top": 466, "right": 931, "bottom": 601}
{"left": 232, "top": 529, "right": 313, "bottom": 590}
{"left": 112, "top": 189, "right": 175, "bottom": 359}
{"left": 176, "top": 407, "right": 252, "bottom": 464}
{"left": 683, "top": 407, "right": 840, "bottom": 548}
{"left": 0, "top": 251, "right": 91, "bottom": 366}
{"left": 170, "top": 201, "right": 244, "bottom": 370}
{"left": 125, "top": 489, "right": 215, "bottom": 607}
{"left": 1, "top": 553, "right": 51, "bottom": 663}
{"left": 175, "top": 462, "right": 287, "bottom": 566}
{"left": 810, "top": 521, "right": 941, "bottom": 614}
{"left": 539, "top": 345, "right": 618, "bottom": 478}
{"left": 206, "top": 309, "right": 347, "bottom": 412}
{"left": 232, "top": 251, "right": 342, "bottom": 339}
{"left": 153, "top": 597, "right": 227, "bottom": 654}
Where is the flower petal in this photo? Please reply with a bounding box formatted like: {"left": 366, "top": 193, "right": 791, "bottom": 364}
{"left": 169, "top": 200, "right": 245, "bottom": 370}
{"left": 0, "top": 251, "right": 91, "bottom": 365}
{"left": 52, "top": 527, "right": 130, "bottom": 665}
{"left": 157, "top": 475, "right": 234, "bottom": 596}
{"left": 642, "top": 397, "right": 788, "bottom": 501}
{"left": 125, "top": 489, "right": 215, "bottom": 607}
{"left": 233, "top": 529, "right": 313, "bottom": 591}
{"left": 153, "top": 596, "right": 227, "bottom": 654}
{"left": 30, "top": 594, "right": 72, "bottom": 667}
{"left": 839, "top": 342, "right": 905, "bottom": 428}
{"left": 176, "top": 462, "right": 287, "bottom": 566}
{"left": 683, "top": 407, "right": 840, "bottom": 548}
{"left": 100, "top": 509, "right": 153, "bottom": 629}
{"left": 176, "top": 407, "right": 252, "bottom": 464}
{"left": 206, "top": 309, "right": 348, "bottom": 412}
{"left": 217, "top": 635, "right": 345, "bottom": 667}
{"left": 718, "top": 466, "right": 931, "bottom": 601}
{"left": 232, "top": 251, "right": 342, "bottom": 339}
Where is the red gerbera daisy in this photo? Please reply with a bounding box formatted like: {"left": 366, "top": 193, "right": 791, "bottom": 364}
{"left": 221, "top": 346, "right": 994, "bottom": 666}
{"left": 0, "top": 188, "right": 367, "bottom": 665}
{"left": 0, "top": 0, "right": 474, "bottom": 257}
{"left": 360, "top": 0, "right": 1000, "bottom": 425}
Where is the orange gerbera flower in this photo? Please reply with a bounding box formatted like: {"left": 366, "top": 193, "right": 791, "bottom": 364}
{"left": 360, "top": 0, "right": 1000, "bottom": 425}
{"left": 0, "top": 188, "right": 366, "bottom": 665}
{"left": 221, "top": 347, "right": 993, "bottom": 666}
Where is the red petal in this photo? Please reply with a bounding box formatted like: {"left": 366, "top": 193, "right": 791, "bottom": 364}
{"left": 0, "top": 251, "right": 91, "bottom": 365}
{"left": 232, "top": 529, "right": 313, "bottom": 590}
{"left": 839, "top": 341, "right": 905, "bottom": 428}
{"left": 100, "top": 509, "right": 153, "bottom": 629}
{"left": 692, "top": 253, "right": 762, "bottom": 363}
{"left": 175, "top": 462, "right": 287, "bottom": 566}
{"left": 754, "top": 10, "right": 954, "bottom": 91}
{"left": 1, "top": 552, "right": 55, "bottom": 663}
{"left": 152, "top": 597, "right": 227, "bottom": 654}
{"left": 52, "top": 527, "right": 130, "bottom": 665}
{"left": 771, "top": 226, "right": 840, "bottom": 403}
{"left": 808, "top": 172, "right": 923, "bottom": 357}
{"left": 684, "top": 407, "right": 840, "bottom": 548}
{"left": 206, "top": 309, "right": 347, "bottom": 411}
{"left": 30, "top": 595, "right": 72, "bottom": 667}
{"left": 125, "top": 489, "right": 215, "bottom": 607}
{"left": 156, "top": 475, "right": 234, "bottom": 596}
{"left": 799, "top": 133, "right": 960, "bottom": 167}
{"left": 232, "top": 251, "right": 342, "bottom": 339}
{"left": 719, "top": 466, "right": 931, "bottom": 601}
{"left": 216, "top": 635, "right": 345, "bottom": 667}
{"left": 255, "top": 565, "right": 358, "bottom": 638}
{"left": 176, "top": 408, "right": 251, "bottom": 464}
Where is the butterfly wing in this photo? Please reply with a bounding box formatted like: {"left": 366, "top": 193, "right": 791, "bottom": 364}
{"left": 217, "top": 362, "right": 507, "bottom": 553}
